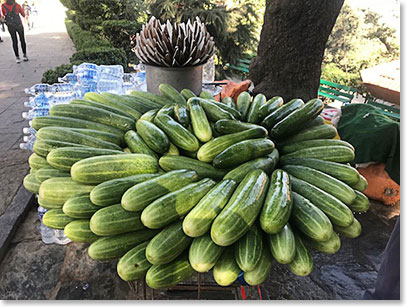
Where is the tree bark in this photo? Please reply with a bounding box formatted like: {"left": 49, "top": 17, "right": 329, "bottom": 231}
{"left": 249, "top": 0, "right": 344, "bottom": 101}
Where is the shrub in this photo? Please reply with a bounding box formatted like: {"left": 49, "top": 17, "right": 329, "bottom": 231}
{"left": 70, "top": 47, "right": 128, "bottom": 69}
{"left": 41, "top": 64, "right": 74, "bottom": 84}
{"left": 321, "top": 63, "right": 361, "bottom": 90}
{"left": 65, "top": 19, "right": 111, "bottom": 50}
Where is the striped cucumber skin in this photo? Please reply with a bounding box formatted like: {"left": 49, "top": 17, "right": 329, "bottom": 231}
{"left": 180, "top": 88, "right": 197, "bottom": 100}
{"left": 123, "top": 147, "right": 131, "bottom": 153}
{"left": 156, "top": 104, "right": 175, "bottom": 117}
{"left": 195, "top": 98, "right": 235, "bottom": 122}
{"left": 213, "top": 248, "right": 240, "bottom": 286}
{"left": 283, "top": 165, "right": 356, "bottom": 205}
{"left": 349, "top": 190, "right": 370, "bottom": 212}
{"left": 236, "top": 91, "right": 252, "bottom": 121}
{"left": 121, "top": 170, "right": 198, "bottom": 212}
{"left": 39, "top": 177, "right": 95, "bottom": 208}
{"left": 65, "top": 128, "right": 122, "bottom": 146}
{"left": 189, "top": 234, "right": 224, "bottom": 272}
{"left": 23, "top": 173, "right": 41, "bottom": 194}
{"left": 280, "top": 146, "right": 355, "bottom": 164}
{"left": 280, "top": 139, "right": 354, "bottom": 155}
{"left": 90, "top": 204, "right": 145, "bottom": 236}
{"left": 211, "top": 170, "right": 269, "bottom": 246}
{"left": 258, "top": 96, "right": 284, "bottom": 121}
{"left": 28, "top": 153, "right": 50, "bottom": 170}
{"left": 235, "top": 224, "right": 263, "bottom": 272}
{"left": 146, "top": 221, "right": 193, "bottom": 265}
{"left": 154, "top": 114, "right": 200, "bottom": 152}
{"left": 164, "top": 142, "right": 180, "bottom": 156}
{"left": 210, "top": 99, "right": 241, "bottom": 119}
{"left": 269, "top": 98, "right": 324, "bottom": 138}
{"left": 129, "top": 90, "right": 169, "bottom": 106}
{"left": 197, "top": 127, "right": 268, "bottom": 163}
{"left": 223, "top": 149, "right": 279, "bottom": 183}
{"left": 64, "top": 220, "right": 99, "bottom": 243}
{"left": 301, "top": 115, "right": 325, "bottom": 129}
{"left": 70, "top": 99, "right": 135, "bottom": 120}
{"left": 278, "top": 124, "right": 337, "bottom": 146}
{"left": 212, "top": 138, "right": 275, "bottom": 169}
{"left": 222, "top": 96, "right": 235, "bottom": 109}
{"left": 141, "top": 178, "right": 216, "bottom": 229}
{"left": 268, "top": 223, "right": 296, "bottom": 264}
{"left": 146, "top": 254, "right": 194, "bottom": 289}
{"left": 158, "top": 84, "right": 187, "bottom": 105}
{"left": 71, "top": 154, "right": 158, "bottom": 184}
{"left": 183, "top": 180, "right": 237, "bottom": 237}
{"left": 50, "top": 104, "right": 135, "bottom": 132}
{"left": 136, "top": 119, "right": 170, "bottom": 154}
{"left": 260, "top": 169, "right": 292, "bottom": 234}
{"left": 199, "top": 91, "right": 213, "bottom": 99}
{"left": 90, "top": 173, "right": 159, "bottom": 207}
{"left": 350, "top": 175, "right": 368, "bottom": 192}
{"left": 31, "top": 116, "right": 124, "bottom": 138}
{"left": 246, "top": 93, "right": 267, "bottom": 123}
{"left": 288, "top": 233, "right": 314, "bottom": 277}
{"left": 88, "top": 229, "right": 159, "bottom": 261}
{"left": 43, "top": 209, "right": 75, "bottom": 229}
{"left": 62, "top": 193, "right": 100, "bottom": 218}
{"left": 159, "top": 155, "right": 227, "bottom": 180}
{"left": 303, "top": 231, "right": 341, "bottom": 254}
{"left": 243, "top": 247, "right": 272, "bottom": 286}
{"left": 47, "top": 147, "right": 125, "bottom": 171}
{"left": 34, "top": 166, "right": 70, "bottom": 183}
{"left": 124, "top": 130, "right": 158, "bottom": 158}
{"left": 261, "top": 98, "right": 304, "bottom": 129}
{"left": 279, "top": 157, "right": 360, "bottom": 185}
{"left": 105, "top": 93, "right": 162, "bottom": 113}
{"left": 290, "top": 192, "right": 333, "bottom": 242}
{"left": 34, "top": 139, "right": 86, "bottom": 158}
{"left": 37, "top": 127, "right": 122, "bottom": 151}
{"left": 117, "top": 241, "right": 152, "bottom": 282}
{"left": 174, "top": 105, "right": 190, "bottom": 128}
{"left": 290, "top": 176, "right": 354, "bottom": 227}
{"left": 189, "top": 99, "right": 212, "bottom": 142}
{"left": 334, "top": 218, "right": 362, "bottom": 238}
{"left": 214, "top": 119, "right": 267, "bottom": 135}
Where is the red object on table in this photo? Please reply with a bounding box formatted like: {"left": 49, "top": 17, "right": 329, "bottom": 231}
{"left": 214, "top": 80, "right": 252, "bottom": 103}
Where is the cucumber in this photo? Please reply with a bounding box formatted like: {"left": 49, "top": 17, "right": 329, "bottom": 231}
{"left": 303, "top": 231, "right": 341, "bottom": 254}
{"left": 164, "top": 142, "right": 180, "bottom": 156}
{"left": 158, "top": 84, "right": 187, "bottom": 105}
{"left": 23, "top": 173, "right": 41, "bottom": 194}
{"left": 279, "top": 157, "right": 360, "bottom": 185}
{"left": 334, "top": 218, "right": 362, "bottom": 238}
{"left": 34, "top": 139, "right": 86, "bottom": 158}
{"left": 154, "top": 113, "right": 200, "bottom": 152}
{"left": 194, "top": 98, "right": 235, "bottom": 122}
{"left": 123, "top": 147, "right": 131, "bottom": 153}
{"left": 174, "top": 104, "right": 190, "bottom": 128}
{"left": 349, "top": 190, "right": 370, "bottom": 212}
{"left": 107, "top": 93, "right": 163, "bottom": 112}
{"left": 280, "top": 146, "right": 355, "bottom": 164}
{"left": 214, "top": 119, "right": 267, "bottom": 135}
{"left": 302, "top": 115, "right": 325, "bottom": 129}
{"left": 290, "top": 192, "right": 333, "bottom": 242}
{"left": 243, "top": 247, "right": 272, "bottom": 286}
{"left": 64, "top": 220, "right": 99, "bottom": 243}
{"left": 34, "top": 166, "right": 70, "bottom": 182}
{"left": 260, "top": 169, "right": 292, "bottom": 234}
{"left": 235, "top": 224, "right": 263, "bottom": 272}
{"left": 268, "top": 223, "right": 296, "bottom": 264}
{"left": 246, "top": 93, "right": 266, "bottom": 123}
{"left": 47, "top": 147, "right": 124, "bottom": 171}
{"left": 141, "top": 178, "right": 216, "bottom": 229}
{"left": 280, "top": 139, "right": 354, "bottom": 155}
{"left": 189, "top": 234, "right": 224, "bottom": 272}
{"left": 124, "top": 130, "right": 158, "bottom": 158}
{"left": 42, "top": 209, "right": 75, "bottom": 229}
{"left": 130, "top": 90, "right": 169, "bottom": 106}
{"left": 38, "top": 177, "right": 95, "bottom": 208}
{"left": 146, "top": 221, "right": 192, "bottom": 265}
{"left": 70, "top": 99, "right": 136, "bottom": 121}
{"left": 212, "top": 138, "right": 275, "bottom": 169}
{"left": 182, "top": 179, "right": 237, "bottom": 237}
{"left": 65, "top": 128, "right": 122, "bottom": 147}
{"left": 278, "top": 124, "right": 337, "bottom": 146}
{"left": 28, "top": 153, "right": 50, "bottom": 170}
{"left": 88, "top": 229, "right": 159, "bottom": 261}
{"left": 197, "top": 127, "right": 268, "bottom": 163}
{"left": 209, "top": 99, "right": 241, "bottom": 119}
{"left": 136, "top": 119, "right": 170, "bottom": 154}
{"left": 269, "top": 98, "right": 324, "bottom": 138}
{"left": 180, "top": 88, "right": 197, "bottom": 100}
{"left": 139, "top": 109, "right": 158, "bottom": 122}
{"left": 146, "top": 254, "right": 194, "bottom": 289}
{"left": 117, "top": 241, "right": 152, "bottom": 282}
{"left": 213, "top": 249, "right": 240, "bottom": 286}
{"left": 223, "top": 149, "right": 279, "bottom": 183}
{"left": 50, "top": 104, "right": 135, "bottom": 132}
{"left": 283, "top": 165, "right": 356, "bottom": 205}
{"left": 122, "top": 170, "right": 198, "bottom": 212}
{"left": 90, "top": 204, "right": 145, "bottom": 236}
{"left": 71, "top": 154, "right": 158, "bottom": 184}
{"left": 189, "top": 98, "right": 212, "bottom": 142}
{"left": 288, "top": 234, "right": 314, "bottom": 277}
{"left": 211, "top": 170, "right": 269, "bottom": 246}
{"left": 156, "top": 104, "right": 175, "bottom": 117}
{"left": 290, "top": 176, "right": 354, "bottom": 227}
{"left": 236, "top": 91, "right": 252, "bottom": 121}
{"left": 350, "top": 175, "right": 368, "bottom": 192}
{"left": 222, "top": 96, "right": 235, "bottom": 109}
{"left": 258, "top": 96, "right": 284, "bottom": 121}
{"left": 199, "top": 90, "right": 213, "bottom": 99}
{"left": 261, "top": 98, "right": 304, "bottom": 129}
{"left": 62, "top": 193, "right": 100, "bottom": 218}
{"left": 90, "top": 173, "right": 159, "bottom": 207}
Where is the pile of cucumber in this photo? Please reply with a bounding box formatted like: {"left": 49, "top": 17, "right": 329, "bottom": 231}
{"left": 23, "top": 84, "right": 370, "bottom": 290}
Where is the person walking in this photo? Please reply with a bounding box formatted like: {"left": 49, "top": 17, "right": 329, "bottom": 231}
{"left": 21, "top": 0, "right": 30, "bottom": 30}
{"left": 1, "top": 0, "right": 28, "bottom": 63}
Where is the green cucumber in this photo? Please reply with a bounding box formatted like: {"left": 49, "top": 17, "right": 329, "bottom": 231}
{"left": 236, "top": 91, "right": 252, "bottom": 121}
{"left": 117, "top": 241, "right": 152, "bottom": 282}
{"left": 35, "top": 165, "right": 69, "bottom": 182}
{"left": 43, "top": 209, "right": 75, "bottom": 229}
{"left": 222, "top": 96, "right": 235, "bottom": 109}
{"left": 209, "top": 99, "right": 241, "bottom": 119}
{"left": 243, "top": 247, "right": 272, "bottom": 286}
{"left": 194, "top": 97, "right": 235, "bottom": 122}
{"left": 183, "top": 179, "right": 237, "bottom": 237}
{"left": 107, "top": 93, "right": 162, "bottom": 112}
{"left": 303, "top": 231, "right": 341, "bottom": 254}
{"left": 121, "top": 170, "right": 198, "bottom": 212}
{"left": 261, "top": 98, "right": 304, "bottom": 129}
{"left": 214, "top": 119, "right": 267, "bottom": 135}
{"left": 159, "top": 84, "right": 187, "bottom": 105}
{"left": 124, "top": 130, "right": 158, "bottom": 158}
{"left": 302, "top": 115, "right": 325, "bottom": 129}
{"left": 268, "top": 223, "right": 296, "bottom": 264}
{"left": 70, "top": 99, "right": 136, "bottom": 121}
{"left": 213, "top": 249, "right": 240, "bottom": 286}
{"left": 181, "top": 88, "right": 197, "bottom": 100}
{"left": 164, "top": 142, "right": 180, "bottom": 156}
{"left": 278, "top": 124, "right": 337, "bottom": 146}
{"left": 235, "top": 224, "right": 263, "bottom": 272}
{"left": 350, "top": 175, "right": 368, "bottom": 192}
{"left": 280, "top": 146, "right": 355, "bottom": 164}
{"left": 174, "top": 104, "right": 190, "bottom": 128}
{"left": 65, "top": 128, "right": 122, "bottom": 147}
{"left": 246, "top": 93, "right": 266, "bottom": 123}
{"left": 258, "top": 96, "right": 284, "bottom": 121}
{"left": 349, "top": 190, "right": 370, "bottom": 212}
{"left": 334, "top": 218, "right": 362, "bottom": 238}
{"left": 129, "top": 90, "right": 169, "bottom": 106}
{"left": 200, "top": 90, "right": 213, "bottom": 99}
{"left": 136, "top": 119, "right": 170, "bottom": 154}
{"left": 211, "top": 170, "right": 269, "bottom": 246}
{"left": 189, "top": 98, "right": 212, "bottom": 142}
{"left": 260, "top": 169, "right": 292, "bottom": 234}
{"left": 189, "top": 234, "right": 224, "bottom": 272}
{"left": 62, "top": 193, "right": 100, "bottom": 218}
{"left": 280, "top": 139, "right": 354, "bottom": 155}
{"left": 23, "top": 173, "right": 41, "bottom": 194}
{"left": 64, "top": 220, "right": 99, "bottom": 243}
{"left": 156, "top": 104, "right": 175, "bottom": 117}
{"left": 139, "top": 109, "right": 158, "bottom": 122}
{"left": 33, "top": 139, "right": 86, "bottom": 157}
{"left": 288, "top": 234, "right": 314, "bottom": 276}
{"left": 28, "top": 153, "right": 50, "bottom": 170}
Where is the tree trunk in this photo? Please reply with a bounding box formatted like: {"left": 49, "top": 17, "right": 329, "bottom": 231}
{"left": 249, "top": 0, "right": 344, "bottom": 102}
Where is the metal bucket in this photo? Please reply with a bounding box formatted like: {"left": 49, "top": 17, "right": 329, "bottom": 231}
{"left": 145, "top": 65, "right": 203, "bottom": 95}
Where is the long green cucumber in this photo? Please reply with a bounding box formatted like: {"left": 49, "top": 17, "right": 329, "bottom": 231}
{"left": 28, "top": 153, "right": 50, "bottom": 170}
{"left": 189, "top": 98, "right": 212, "bottom": 142}
{"left": 158, "top": 83, "right": 187, "bottom": 105}
{"left": 222, "top": 96, "right": 235, "bottom": 109}
{"left": 350, "top": 175, "right": 368, "bottom": 192}
{"left": 236, "top": 91, "right": 252, "bottom": 121}
{"left": 214, "top": 119, "right": 267, "bottom": 135}
{"left": 129, "top": 90, "right": 169, "bottom": 106}
{"left": 261, "top": 98, "right": 304, "bottom": 129}
{"left": 136, "top": 119, "right": 170, "bottom": 154}
{"left": 174, "top": 104, "right": 190, "bottom": 128}
{"left": 42, "top": 209, "right": 75, "bottom": 229}
{"left": 200, "top": 90, "right": 214, "bottom": 99}
{"left": 65, "top": 128, "right": 122, "bottom": 147}
{"left": 23, "top": 174, "right": 41, "bottom": 194}
{"left": 288, "top": 234, "right": 314, "bottom": 276}
{"left": 333, "top": 218, "right": 362, "bottom": 238}
{"left": 258, "top": 96, "right": 284, "bottom": 121}
{"left": 246, "top": 93, "right": 266, "bottom": 123}
{"left": 180, "top": 88, "right": 197, "bottom": 100}
{"left": 64, "top": 220, "right": 99, "bottom": 243}
{"left": 34, "top": 139, "right": 86, "bottom": 158}
{"left": 194, "top": 97, "right": 235, "bottom": 122}
{"left": 34, "top": 166, "right": 70, "bottom": 183}
{"left": 139, "top": 109, "right": 158, "bottom": 122}
{"left": 70, "top": 99, "right": 136, "bottom": 120}
{"left": 303, "top": 231, "right": 341, "bottom": 254}
{"left": 62, "top": 193, "right": 100, "bottom": 219}
{"left": 243, "top": 247, "right": 272, "bottom": 286}
{"left": 213, "top": 249, "right": 240, "bottom": 286}
{"left": 124, "top": 130, "right": 158, "bottom": 158}
{"left": 280, "top": 146, "right": 355, "bottom": 164}
{"left": 268, "top": 223, "right": 296, "bottom": 264}
{"left": 117, "top": 241, "right": 152, "bottom": 282}
{"left": 189, "top": 234, "right": 224, "bottom": 272}
{"left": 280, "top": 139, "right": 354, "bottom": 155}
{"left": 277, "top": 124, "right": 337, "bottom": 146}
{"left": 235, "top": 224, "right": 263, "bottom": 272}
{"left": 348, "top": 190, "right": 370, "bottom": 212}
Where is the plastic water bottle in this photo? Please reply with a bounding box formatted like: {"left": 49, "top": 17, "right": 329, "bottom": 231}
{"left": 23, "top": 127, "right": 36, "bottom": 135}
{"left": 74, "top": 62, "right": 98, "bottom": 72}
{"left": 23, "top": 93, "right": 51, "bottom": 108}
{"left": 50, "top": 92, "right": 77, "bottom": 105}
{"left": 50, "top": 83, "right": 74, "bottom": 94}
{"left": 54, "top": 229, "right": 72, "bottom": 245}
{"left": 58, "top": 73, "right": 77, "bottom": 85}
{"left": 19, "top": 136, "right": 35, "bottom": 151}
{"left": 96, "top": 78, "right": 124, "bottom": 94}
{"left": 76, "top": 69, "right": 99, "bottom": 87}
{"left": 25, "top": 83, "right": 51, "bottom": 95}
{"left": 37, "top": 205, "right": 57, "bottom": 244}
{"left": 98, "top": 65, "right": 123, "bottom": 78}
{"left": 122, "top": 73, "right": 138, "bottom": 93}
{"left": 23, "top": 134, "right": 35, "bottom": 143}
{"left": 22, "top": 107, "right": 50, "bottom": 120}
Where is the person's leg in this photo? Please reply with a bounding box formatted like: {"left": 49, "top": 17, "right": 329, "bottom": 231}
{"left": 16, "top": 26, "right": 28, "bottom": 60}
{"left": 7, "top": 26, "right": 20, "bottom": 59}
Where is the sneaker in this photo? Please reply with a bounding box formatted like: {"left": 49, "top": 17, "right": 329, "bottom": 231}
{"left": 23, "top": 55, "right": 29, "bottom": 61}
{"left": 16, "top": 57, "right": 21, "bottom": 63}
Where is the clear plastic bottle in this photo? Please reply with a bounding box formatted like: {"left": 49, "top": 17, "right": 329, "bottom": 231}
{"left": 50, "top": 92, "right": 77, "bottom": 105}
{"left": 58, "top": 73, "right": 77, "bottom": 85}
{"left": 25, "top": 83, "right": 51, "bottom": 95}
{"left": 37, "top": 205, "right": 57, "bottom": 244}
{"left": 19, "top": 136, "right": 35, "bottom": 151}
{"left": 54, "top": 229, "right": 72, "bottom": 245}
{"left": 96, "top": 78, "right": 124, "bottom": 94}
{"left": 23, "top": 134, "right": 36, "bottom": 143}
{"left": 50, "top": 83, "right": 74, "bottom": 94}
{"left": 22, "top": 107, "right": 50, "bottom": 120}
{"left": 23, "top": 93, "right": 51, "bottom": 108}
{"left": 23, "top": 127, "right": 36, "bottom": 135}
{"left": 98, "top": 65, "right": 124, "bottom": 78}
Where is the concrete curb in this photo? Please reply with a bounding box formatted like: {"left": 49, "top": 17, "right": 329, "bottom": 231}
{"left": 0, "top": 184, "right": 34, "bottom": 264}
